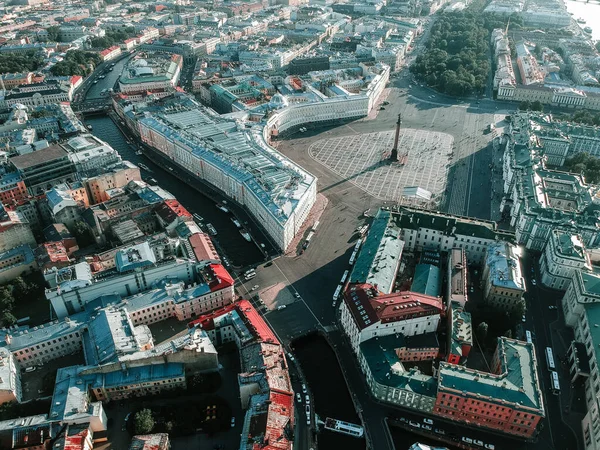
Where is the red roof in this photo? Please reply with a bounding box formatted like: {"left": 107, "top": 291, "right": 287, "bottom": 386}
{"left": 208, "top": 263, "right": 234, "bottom": 291}
{"left": 344, "top": 283, "right": 443, "bottom": 330}
{"left": 188, "top": 303, "right": 237, "bottom": 330}
{"left": 188, "top": 232, "right": 219, "bottom": 262}
{"left": 70, "top": 75, "right": 82, "bottom": 86}
{"left": 236, "top": 299, "right": 278, "bottom": 343}
{"left": 155, "top": 199, "right": 192, "bottom": 224}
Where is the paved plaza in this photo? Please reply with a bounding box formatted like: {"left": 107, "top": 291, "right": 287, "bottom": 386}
{"left": 308, "top": 128, "right": 453, "bottom": 205}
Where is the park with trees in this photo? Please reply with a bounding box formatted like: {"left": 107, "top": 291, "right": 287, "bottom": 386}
{"left": 410, "top": 10, "right": 492, "bottom": 96}
{"left": 50, "top": 50, "right": 102, "bottom": 77}
{"left": 0, "top": 52, "right": 44, "bottom": 74}
{"left": 89, "top": 27, "right": 137, "bottom": 50}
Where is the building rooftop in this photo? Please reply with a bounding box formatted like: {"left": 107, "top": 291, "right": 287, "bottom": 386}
{"left": 350, "top": 210, "right": 403, "bottom": 294}
{"left": 83, "top": 306, "right": 143, "bottom": 366}
{"left": 123, "top": 95, "right": 316, "bottom": 227}
{"left": 438, "top": 338, "right": 545, "bottom": 415}
{"left": 484, "top": 242, "right": 526, "bottom": 291}
{"left": 129, "top": 433, "right": 170, "bottom": 450}
{"left": 115, "top": 242, "right": 157, "bottom": 273}
{"left": 579, "top": 271, "right": 600, "bottom": 297}
{"left": 410, "top": 264, "right": 441, "bottom": 297}
{"left": 552, "top": 229, "right": 587, "bottom": 261}
{"left": 10, "top": 145, "right": 68, "bottom": 170}
{"left": 360, "top": 334, "right": 438, "bottom": 398}
{"left": 344, "top": 284, "right": 443, "bottom": 330}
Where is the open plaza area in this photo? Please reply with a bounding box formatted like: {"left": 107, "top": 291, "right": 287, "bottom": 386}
{"left": 308, "top": 128, "right": 453, "bottom": 206}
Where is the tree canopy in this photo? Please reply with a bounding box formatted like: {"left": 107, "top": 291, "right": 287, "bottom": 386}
{"left": 410, "top": 11, "right": 491, "bottom": 96}
{"left": 564, "top": 153, "right": 600, "bottom": 184}
{"left": 90, "top": 27, "right": 136, "bottom": 50}
{"left": 0, "top": 276, "right": 39, "bottom": 327}
{"left": 50, "top": 50, "right": 101, "bottom": 77}
{"left": 0, "top": 51, "right": 43, "bottom": 74}
{"left": 134, "top": 409, "right": 155, "bottom": 435}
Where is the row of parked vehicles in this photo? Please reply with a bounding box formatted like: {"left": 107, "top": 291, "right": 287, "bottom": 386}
{"left": 399, "top": 416, "right": 495, "bottom": 449}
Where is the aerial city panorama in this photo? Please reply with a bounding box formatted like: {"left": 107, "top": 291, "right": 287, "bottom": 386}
{"left": 0, "top": 0, "right": 598, "bottom": 448}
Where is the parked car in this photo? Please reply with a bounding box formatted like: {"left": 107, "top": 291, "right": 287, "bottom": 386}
{"left": 531, "top": 279, "right": 537, "bottom": 285}
{"left": 423, "top": 418, "right": 433, "bottom": 425}
{"left": 231, "top": 417, "right": 235, "bottom": 428}
{"left": 302, "top": 384, "right": 307, "bottom": 393}
{"left": 422, "top": 424, "right": 432, "bottom": 431}
{"left": 434, "top": 428, "right": 445, "bottom": 435}
{"left": 474, "top": 440, "right": 484, "bottom": 446}
{"left": 277, "top": 305, "right": 287, "bottom": 311}
{"left": 522, "top": 314, "right": 526, "bottom": 323}
{"left": 294, "top": 292, "right": 301, "bottom": 298}
{"left": 305, "top": 394, "right": 310, "bottom": 403}
{"left": 485, "top": 444, "right": 496, "bottom": 450}
{"left": 24, "top": 366, "right": 36, "bottom": 373}
{"left": 409, "top": 421, "right": 421, "bottom": 428}
{"left": 296, "top": 393, "right": 302, "bottom": 403}
{"left": 549, "top": 305, "right": 557, "bottom": 310}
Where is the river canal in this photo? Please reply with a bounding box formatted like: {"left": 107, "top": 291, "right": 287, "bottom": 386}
{"left": 85, "top": 114, "right": 264, "bottom": 269}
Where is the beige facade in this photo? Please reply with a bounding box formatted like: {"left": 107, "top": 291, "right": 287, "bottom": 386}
{"left": 84, "top": 164, "right": 142, "bottom": 204}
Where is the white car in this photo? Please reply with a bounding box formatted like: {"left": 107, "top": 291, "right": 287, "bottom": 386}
{"left": 305, "top": 394, "right": 310, "bottom": 403}
{"left": 485, "top": 444, "right": 495, "bottom": 450}
{"left": 409, "top": 421, "right": 420, "bottom": 428}
{"left": 296, "top": 393, "right": 302, "bottom": 403}
{"left": 434, "top": 428, "right": 445, "bottom": 435}
{"left": 474, "top": 440, "right": 484, "bottom": 447}
{"left": 277, "top": 305, "right": 287, "bottom": 311}
{"left": 423, "top": 418, "right": 433, "bottom": 425}
{"left": 531, "top": 279, "right": 537, "bottom": 285}
{"left": 302, "top": 384, "right": 307, "bottom": 393}
{"left": 422, "top": 424, "right": 432, "bottom": 431}
{"left": 522, "top": 314, "right": 526, "bottom": 323}
{"left": 462, "top": 437, "right": 473, "bottom": 444}
{"left": 294, "top": 292, "right": 301, "bottom": 298}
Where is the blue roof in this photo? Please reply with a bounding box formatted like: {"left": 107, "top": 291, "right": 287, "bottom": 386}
{"left": 410, "top": 264, "right": 441, "bottom": 297}
{"left": 102, "top": 362, "right": 185, "bottom": 388}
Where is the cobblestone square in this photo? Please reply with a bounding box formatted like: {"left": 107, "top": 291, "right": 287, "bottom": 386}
{"left": 309, "top": 129, "right": 453, "bottom": 205}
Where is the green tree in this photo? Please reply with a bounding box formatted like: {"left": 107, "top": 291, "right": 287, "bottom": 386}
{"left": 476, "top": 321, "right": 489, "bottom": 343}
{"left": 134, "top": 409, "right": 155, "bottom": 434}
{"left": 531, "top": 101, "right": 544, "bottom": 112}
{"left": 11, "top": 276, "right": 29, "bottom": 298}
{"left": 46, "top": 26, "right": 60, "bottom": 42}
{"left": 1, "top": 311, "right": 16, "bottom": 327}
{"left": 596, "top": 42, "right": 600, "bottom": 53}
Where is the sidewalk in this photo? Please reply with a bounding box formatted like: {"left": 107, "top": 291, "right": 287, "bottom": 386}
{"left": 285, "top": 193, "right": 329, "bottom": 257}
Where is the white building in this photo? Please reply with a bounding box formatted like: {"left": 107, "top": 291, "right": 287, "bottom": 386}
{"left": 122, "top": 95, "right": 317, "bottom": 252}
{"left": 540, "top": 230, "right": 592, "bottom": 290}
{"left": 118, "top": 53, "right": 182, "bottom": 94}
{"left": 63, "top": 134, "right": 121, "bottom": 176}
{"left": 481, "top": 241, "right": 526, "bottom": 311}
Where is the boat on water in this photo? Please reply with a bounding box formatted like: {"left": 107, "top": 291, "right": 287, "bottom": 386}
{"left": 577, "top": 18, "right": 586, "bottom": 24}
{"left": 86, "top": 125, "right": 93, "bottom": 130}
{"left": 138, "top": 163, "right": 152, "bottom": 172}
{"left": 584, "top": 26, "right": 593, "bottom": 34}
{"left": 240, "top": 229, "right": 251, "bottom": 242}
{"left": 135, "top": 150, "right": 143, "bottom": 156}
{"left": 324, "top": 418, "right": 364, "bottom": 438}
{"left": 216, "top": 203, "right": 229, "bottom": 213}
{"left": 193, "top": 213, "right": 204, "bottom": 223}
{"left": 231, "top": 218, "right": 242, "bottom": 228}
{"left": 206, "top": 223, "right": 217, "bottom": 235}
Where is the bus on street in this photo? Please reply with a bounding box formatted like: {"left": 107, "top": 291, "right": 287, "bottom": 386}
{"left": 546, "top": 347, "right": 556, "bottom": 370}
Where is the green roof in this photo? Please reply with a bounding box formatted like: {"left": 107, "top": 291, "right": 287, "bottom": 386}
{"left": 580, "top": 271, "right": 600, "bottom": 296}
{"left": 350, "top": 209, "right": 403, "bottom": 294}
{"left": 392, "top": 207, "right": 515, "bottom": 242}
{"left": 360, "top": 334, "right": 437, "bottom": 398}
{"left": 584, "top": 303, "right": 600, "bottom": 358}
{"left": 410, "top": 264, "right": 441, "bottom": 297}
{"left": 438, "top": 338, "right": 545, "bottom": 414}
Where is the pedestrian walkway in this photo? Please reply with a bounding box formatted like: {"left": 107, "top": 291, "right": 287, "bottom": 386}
{"left": 284, "top": 193, "right": 328, "bottom": 257}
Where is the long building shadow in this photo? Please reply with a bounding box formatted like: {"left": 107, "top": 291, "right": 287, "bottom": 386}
{"left": 319, "top": 157, "right": 399, "bottom": 194}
